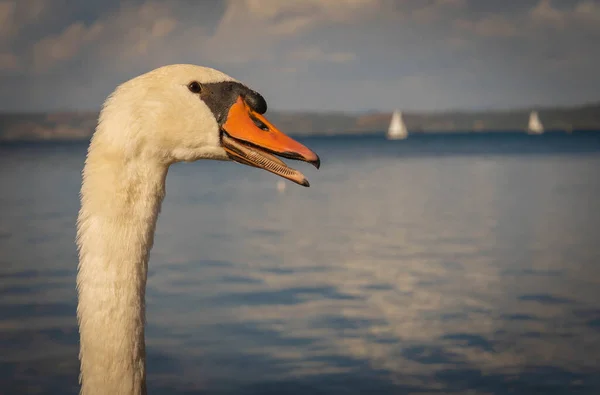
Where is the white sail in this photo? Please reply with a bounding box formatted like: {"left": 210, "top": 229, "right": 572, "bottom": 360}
{"left": 276, "top": 180, "right": 286, "bottom": 193}
{"left": 527, "top": 111, "right": 544, "bottom": 134}
{"left": 387, "top": 110, "right": 408, "bottom": 140}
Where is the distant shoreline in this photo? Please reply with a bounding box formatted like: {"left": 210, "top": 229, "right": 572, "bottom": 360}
{"left": 1, "top": 102, "right": 599, "bottom": 143}
{"left": 2, "top": 129, "right": 600, "bottom": 147}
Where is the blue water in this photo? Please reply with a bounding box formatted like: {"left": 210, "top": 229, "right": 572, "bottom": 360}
{"left": 1, "top": 131, "right": 600, "bottom": 394}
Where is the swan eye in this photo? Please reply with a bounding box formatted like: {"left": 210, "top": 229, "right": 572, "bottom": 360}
{"left": 187, "top": 81, "right": 202, "bottom": 94}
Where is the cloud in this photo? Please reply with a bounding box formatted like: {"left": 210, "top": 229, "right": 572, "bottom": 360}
{"left": 529, "top": 0, "right": 600, "bottom": 32}
{"left": 452, "top": 0, "right": 600, "bottom": 41}
{"left": 287, "top": 46, "right": 356, "bottom": 64}
{"left": 30, "top": 2, "right": 182, "bottom": 73}
{"left": 410, "top": 0, "right": 466, "bottom": 23}
{"left": 572, "top": 0, "right": 600, "bottom": 25}
{"left": 0, "top": 0, "right": 49, "bottom": 71}
{"left": 530, "top": 0, "right": 567, "bottom": 27}
{"left": 33, "top": 22, "right": 103, "bottom": 71}
{"left": 0, "top": 0, "right": 599, "bottom": 112}
{"left": 0, "top": 52, "right": 18, "bottom": 70}
{"left": 454, "top": 15, "right": 518, "bottom": 38}
{"left": 0, "top": 0, "right": 46, "bottom": 41}
{"left": 242, "top": 0, "right": 382, "bottom": 27}
{"left": 203, "top": 0, "right": 383, "bottom": 65}
{"left": 0, "top": 1, "right": 17, "bottom": 40}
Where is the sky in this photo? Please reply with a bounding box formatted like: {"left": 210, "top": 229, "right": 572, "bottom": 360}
{"left": 0, "top": 0, "right": 599, "bottom": 113}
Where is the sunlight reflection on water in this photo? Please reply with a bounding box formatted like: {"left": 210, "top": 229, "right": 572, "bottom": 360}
{"left": 1, "top": 133, "right": 600, "bottom": 394}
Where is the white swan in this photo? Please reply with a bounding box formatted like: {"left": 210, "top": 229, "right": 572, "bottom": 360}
{"left": 76, "top": 64, "right": 319, "bottom": 395}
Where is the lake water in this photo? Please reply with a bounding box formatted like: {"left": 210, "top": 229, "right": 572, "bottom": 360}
{"left": 1, "top": 132, "right": 600, "bottom": 394}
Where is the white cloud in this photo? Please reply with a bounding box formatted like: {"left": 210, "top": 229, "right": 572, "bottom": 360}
{"left": 0, "top": 1, "right": 17, "bottom": 40}
{"left": 0, "top": 0, "right": 46, "bottom": 41}
{"left": 30, "top": 2, "right": 182, "bottom": 73}
{"left": 530, "top": 0, "right": 600, "bottom": 30}
{"left": 410, "top": 0, "right": 466, "bottom": 23}
{"left": 0, "top": 0, "right": 599, "bottom": 112}
{"left": 204, "top": 0, "right": 383, "bottom": 65}
{"left": 0, "top": 0, "right": 49, "bottom": 71}
{"left": 0, "top": 52, "right": 18, "bottom": 70}
{"left": 530, "top": 0, "right": 567, "bottom": 28}
{"left": 33, "top": 22, "right": 104, "bottom": 71}
{"left": 287, "top": 46, "right": 356, "bottom": 64}
{"left": 573, "top": 0, "right": 600, "bottom": 23}
{"left": 243, "top": 0, "right": 382, "bottom": 26}
{"left": 455, "top": 15, "right": 518, "bottom": 38}
{"left": 453, "top": 0, "right": 600, "bottom": 40}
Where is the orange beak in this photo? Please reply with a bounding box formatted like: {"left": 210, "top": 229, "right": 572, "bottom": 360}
{"left": 221, "top": 97, "right": 320, "bottom": 186}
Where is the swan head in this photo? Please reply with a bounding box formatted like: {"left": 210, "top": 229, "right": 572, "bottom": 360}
{"left": 98, "top": 64, "right": 319, "bottom": 186}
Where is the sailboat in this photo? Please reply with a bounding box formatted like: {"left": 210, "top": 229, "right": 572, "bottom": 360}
{"left": 527, "top": 111, "right": 544, "bottom": 135}
{"left": 387, "top": 110, "right": 408, "bottom": 140}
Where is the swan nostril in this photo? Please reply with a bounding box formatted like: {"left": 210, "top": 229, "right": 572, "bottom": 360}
{"left": 250, "top": 114, "right": 269, "bottom": 131}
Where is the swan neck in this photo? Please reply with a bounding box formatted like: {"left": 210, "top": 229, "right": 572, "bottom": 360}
{"left": 76, "top": 141, "right": 168, "bottom": 395}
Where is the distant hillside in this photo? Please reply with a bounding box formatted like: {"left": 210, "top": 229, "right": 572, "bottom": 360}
{"left": 1, "top": 102, "right": 599, "bottom": 142}
{"left": 0, "top": 112, "right": 97, "bottom": 142}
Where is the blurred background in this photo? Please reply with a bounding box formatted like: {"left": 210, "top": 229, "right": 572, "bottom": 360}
{"left": 1, "top": 1, "right": 600, "bottom": 394}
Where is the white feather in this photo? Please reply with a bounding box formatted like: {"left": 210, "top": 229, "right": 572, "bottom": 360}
{"left": 76, "top": 64, "right": 237, "bottom": 395}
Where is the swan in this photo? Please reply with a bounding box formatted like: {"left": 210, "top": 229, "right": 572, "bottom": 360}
{"left": 75, "top": 64, "right": 320, "bottom": 395}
